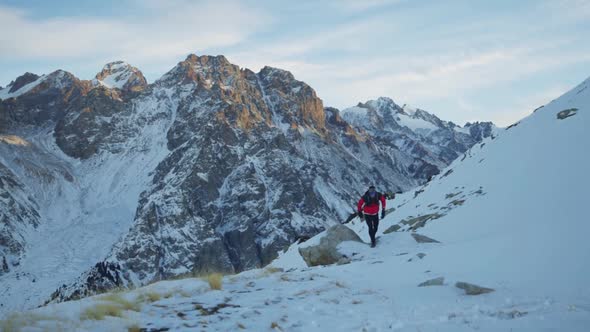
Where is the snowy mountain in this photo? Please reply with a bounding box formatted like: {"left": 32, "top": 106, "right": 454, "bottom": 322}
{"left": 2, "top": 75, "right": 587, "bottom": 331}
{"left": 0, "top": 55, "right": 492, "bottom": 316}
{"left": 93, "top": 61, "right": 147, "bottom": 93}
{"left": 341, "top": 97, "right": 497, "bottom": 180}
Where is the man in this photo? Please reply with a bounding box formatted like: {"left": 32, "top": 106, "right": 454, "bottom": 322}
{"left": 358, "top": 185, "right": 387, "bottom": 247}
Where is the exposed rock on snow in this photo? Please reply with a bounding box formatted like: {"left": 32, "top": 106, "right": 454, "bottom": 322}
{"left": 411, "top": 233, "right": 441, "bottom": 243}
{"left": 557, "top": 108, "right": 578, "bottom": 120}
{"left": 418, "top": 277, "right": 444, "bottom": 287}
{"left": 403, "top": 213, "right": 444, "bottom": 230}
{"left": 298, "top": 225, "right": 362, "bottom": 266}
{"left": 455, "top": 281, "right": 495, "bottom": 295}
{"left": 382, "top": 224, "right": 401, "bottom": 234}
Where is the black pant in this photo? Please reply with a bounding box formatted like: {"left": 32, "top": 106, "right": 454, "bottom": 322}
{"left": 365, "top": 214, "right": 379, "bottom": 243}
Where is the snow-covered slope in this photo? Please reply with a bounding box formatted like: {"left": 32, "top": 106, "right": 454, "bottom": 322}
{"left": 3, "top": 76, "right": 587, "bottom": 331}
{"left": 0, "top": 89, "right": 176, "bottom": 318}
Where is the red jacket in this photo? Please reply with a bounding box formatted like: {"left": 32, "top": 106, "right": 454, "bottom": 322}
{"left": 358, "top": 192, "right": 386, "bottom": 215}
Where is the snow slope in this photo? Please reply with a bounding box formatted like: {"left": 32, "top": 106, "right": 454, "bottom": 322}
{"left": 0, "top": 86, "right": 179, "bottom": 317}
{"left": 3, "top": 78, "right": 588, "bottom": 330}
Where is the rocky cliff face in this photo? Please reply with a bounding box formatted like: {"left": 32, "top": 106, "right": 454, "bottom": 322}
{"left": 0, "top": 70, "right": 91, "bottom": 131}
{"left": 0, "top": 158, "right": 40, "bottom": 275}
{"left": 0, "top": 54, "right": 494, "bottom": 311}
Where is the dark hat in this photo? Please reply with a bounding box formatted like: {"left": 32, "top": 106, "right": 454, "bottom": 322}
{"left": 369, "top": 185, "right": 376, "bottom": 189}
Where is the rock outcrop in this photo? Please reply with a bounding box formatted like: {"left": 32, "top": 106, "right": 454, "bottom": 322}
{"left": 298, "top": 224, "right": 362, "bottom": 266}
{"left": 455, "top": 281, "right": 495, "bottom": 295}
{"left": 411, "top": 233, "right": 441, "bottom": 243}
{"left": 418, "top": 277, "right": 445, "bottom": 287}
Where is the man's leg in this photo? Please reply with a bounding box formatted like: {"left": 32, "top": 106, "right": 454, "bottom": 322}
{"left": 365, "top": 218, "right": 373, "bottom": 242}
{"left": 367, "top": 215, "right": 378, "bottom": 246}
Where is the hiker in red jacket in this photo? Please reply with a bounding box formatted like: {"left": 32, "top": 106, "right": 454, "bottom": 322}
{"left": 358, "top": 185, "right": 387, "bottom": 247}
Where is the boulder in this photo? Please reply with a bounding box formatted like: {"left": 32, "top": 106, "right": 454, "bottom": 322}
{"left": 298, "top": 225, "right": 362, "bottom": 267}
{"left": 418, "top": 277, "right": 444, "bottom": 287}
{"left": 411, "top": 233, "right": 441, "bottom": 243}
{"left": 455, "top": 281, "right": 494, "bottom": 295}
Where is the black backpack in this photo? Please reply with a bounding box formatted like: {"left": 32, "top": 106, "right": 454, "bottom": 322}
{"left": 363, "top": 192, "right": 382, "bottom": 206}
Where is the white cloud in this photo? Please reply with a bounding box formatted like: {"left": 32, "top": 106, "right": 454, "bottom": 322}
{"left": 0, "top": 1, "right": 269, "bottom": 61}
{"left": 239, "top": 42, "right": 588, "bottom": 126}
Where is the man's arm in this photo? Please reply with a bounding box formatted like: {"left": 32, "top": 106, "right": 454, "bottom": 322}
{"left": 357, "top": 198, "right": 365, "bottom": 219}
{"left": 380, "top": 194, "right": 386, "bottom": 218}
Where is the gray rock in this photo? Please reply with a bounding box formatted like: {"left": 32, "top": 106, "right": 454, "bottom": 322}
{"left": 418, "top": 277, "right": 444, "bottom": 287}
{"left": 401, "top": 213, "right": 444, "bottom": 231}
{"left": 557, "top": 108, "right": 578, "bottom": 120}
{"left": 411, "top": 233, "right": 441, "bottom": 243}
{"left": 298, "top": 225, "right": 362, "bottom": 267}
{"left": 455, "top": 281, "right": 495, "bottom": 295}
{"left": 383, "top": 224, "right": 401, "bottom": 234}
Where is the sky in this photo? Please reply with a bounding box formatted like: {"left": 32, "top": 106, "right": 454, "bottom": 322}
{"left": 0, "top": 0, "right": 589, "bottom": 126}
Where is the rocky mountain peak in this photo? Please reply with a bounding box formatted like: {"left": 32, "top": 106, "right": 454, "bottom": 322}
{"left": 257, "top": 66, "right": 326, "bottom": 132}
{"left": 0, "top": 69, "right": 91, "bottom": 130}
{"left": 7, "top": 72, "right": 40, "bottom": 93}
{"left": 95, "top": 61, "right": 147, "bottom": 92}
{"left": 368, "top": 97, "right": 403, "bottom": 113}
{"left": 258, "top": 66, "right": 296, "bottom": 81}
{"left": 184, "top": 54, "right": 230, "bottom": 66}
{"left": 157, "top": 54, "right": 239, "bottom": 87}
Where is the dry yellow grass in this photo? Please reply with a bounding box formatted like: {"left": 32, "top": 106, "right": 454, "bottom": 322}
{"left": 99, "top": 293, "right": 142, "bottom": 312}
{"left": 136, "top": 291, "right": 161, "bottom": 303}
{"left": 207, "top": 273, "right": 223, "bottom": 290}
{"left": 127, "top": 324, "right": 142, "bottom": 332}
{"left": 80, "top": 303, "right": 125, "bottom": 320}
{"left": 0, "top": 312, "right": 62, "bottom": 331}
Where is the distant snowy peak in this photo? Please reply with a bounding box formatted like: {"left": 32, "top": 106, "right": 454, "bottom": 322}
{"left": 0, "top": 73, "right": 44, "bottom": 100}
{"left": 0, "top": 70, "right": 82, "bottom": 101}
{"left": 7, "top": 72, "right": 40, "bottom": 94}
{"left": 94, "top": 61, "right": 147, "bottom": 92}
{"left": 342, "top": 97, "right": 496, "bottom": 137}
{"left": 342, "top": 97, "right": 438, "bottom": 132}
{"left": 401, "top": 103, "right": 418, "bottom": 116}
